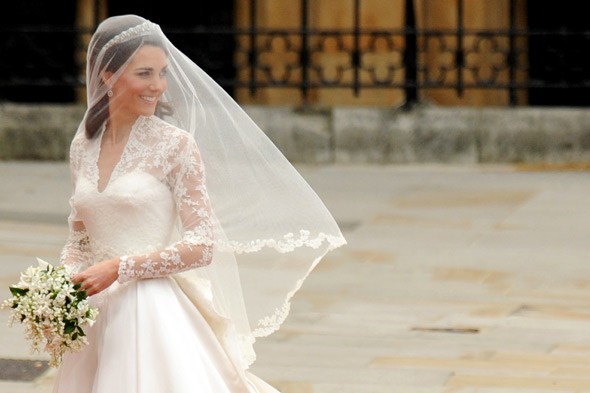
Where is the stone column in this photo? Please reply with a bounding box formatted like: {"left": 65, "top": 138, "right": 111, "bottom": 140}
{"left": 75, "top": 0, "right": 107, "bottom": 104}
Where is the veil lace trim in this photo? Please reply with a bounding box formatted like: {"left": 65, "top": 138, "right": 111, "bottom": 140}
{"left": 216, "top": 230, "right": 346, "bottom": 254}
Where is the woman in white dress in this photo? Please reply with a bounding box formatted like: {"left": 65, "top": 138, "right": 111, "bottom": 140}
{"left": 52, "top": 14, "right": 345, "bottom": 393}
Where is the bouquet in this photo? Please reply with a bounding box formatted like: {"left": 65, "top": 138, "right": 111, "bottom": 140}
{"left": 1, "top": 258, "right": 99, "bottom": 367}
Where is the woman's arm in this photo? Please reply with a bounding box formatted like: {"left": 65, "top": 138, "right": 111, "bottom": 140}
{"left": 61, "top": 138, "right": 93, "bottom": 270}
{"left": 74, "top": 133, "right": 214, "bottom": 296}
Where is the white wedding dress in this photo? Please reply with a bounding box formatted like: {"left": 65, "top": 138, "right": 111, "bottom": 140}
{"left": 52, "top": 115, "right": 280, "bottom": 393}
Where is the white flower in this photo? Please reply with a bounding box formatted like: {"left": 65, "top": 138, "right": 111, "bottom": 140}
{"left": 0, "top": 259, "right": 99, "bottom": 367}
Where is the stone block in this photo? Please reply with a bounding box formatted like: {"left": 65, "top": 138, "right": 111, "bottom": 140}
{"left": 243, "top": 105, "right": 333, "bottom": 164}
{"left": 2, "top": 103, "right": 590, "bottom": 165}
{"left": 0, "top": 104, "right": 83, "bottom": 160}
{"left": 333, "top": 107, "right": 392, "bottom": 163}
{"left": 477, "top": 108, "right": 590, "bottom": 163}
{"left": 334, "top": 105, "right": 480, "bottom": 164}
{"left": 408, "top": 106, "right": 479, "bottom": 163}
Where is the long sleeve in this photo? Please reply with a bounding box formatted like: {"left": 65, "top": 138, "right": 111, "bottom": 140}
{"left": 60, "top": 137, "right": 92, "bottom": 272}
{"left": 60, "top": 221, "right": 92, "bottom": 268}
{"left": 117, "top": 134, "right": 214, "bottom": 283}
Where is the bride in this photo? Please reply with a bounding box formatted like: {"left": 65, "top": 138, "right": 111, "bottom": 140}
{"left": 52, "top": 14, "right": 345, "bottom": 393}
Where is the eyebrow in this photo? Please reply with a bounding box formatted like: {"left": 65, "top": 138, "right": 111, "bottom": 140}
{"left": 134, "top": 66, "right": 168, "bottom": 72}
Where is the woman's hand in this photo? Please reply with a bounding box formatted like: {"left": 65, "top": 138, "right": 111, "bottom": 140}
{"left": 72, "top": 258, "right": 120, "bottom": 296}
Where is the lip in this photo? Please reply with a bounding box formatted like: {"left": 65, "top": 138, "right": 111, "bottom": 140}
{"left": 140, "top": 95, "right": 158, "bottom": 104}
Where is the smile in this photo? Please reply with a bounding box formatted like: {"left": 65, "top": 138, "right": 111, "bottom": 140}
{"left": 140, "top": 96, "right": 157, "bottom": 103}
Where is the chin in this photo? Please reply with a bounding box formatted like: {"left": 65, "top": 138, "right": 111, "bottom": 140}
{"left": 139, "top": 108, "right": 157, "bottom": 117}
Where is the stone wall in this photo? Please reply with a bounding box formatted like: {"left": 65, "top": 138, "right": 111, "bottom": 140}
{"left": 0, "top": 104, "right": 85, "bottom": 160}
{"left": 1, "top": 103, "right": 590, "bottom": 164}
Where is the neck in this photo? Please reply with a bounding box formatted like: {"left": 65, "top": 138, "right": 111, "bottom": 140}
{"left": 105, "top": 114, "right": 139, "bottom": 144}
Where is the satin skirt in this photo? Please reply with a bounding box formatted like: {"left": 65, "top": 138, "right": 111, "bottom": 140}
{"left": 51, "top": 277, "right": 279, "bottom": 393}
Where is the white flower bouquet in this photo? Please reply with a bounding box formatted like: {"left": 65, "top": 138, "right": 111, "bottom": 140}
{"left": 1, "top": 258, "right": 99, "bottom": 367}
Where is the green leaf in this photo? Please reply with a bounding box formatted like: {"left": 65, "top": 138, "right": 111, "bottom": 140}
{"left": 64, "top": 321, "right": 76, "bottom": 334}
{"left": 77, "top": 290, "right": 87, "bottom": 301}
{"left": 9, "top": 287, "right": 28, "bottom": 296}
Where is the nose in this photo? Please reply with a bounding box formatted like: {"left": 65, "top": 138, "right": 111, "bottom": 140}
{"left": 150, "top": 76, "right": 166, "bottom": 91}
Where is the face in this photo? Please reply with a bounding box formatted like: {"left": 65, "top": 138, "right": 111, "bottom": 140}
{"left": 108, "top": 45, "right": 168, "bottom": 118}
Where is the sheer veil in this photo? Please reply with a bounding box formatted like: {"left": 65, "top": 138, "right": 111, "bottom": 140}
{"left": 82, "top": 14, "right": 346, "bottom": 368}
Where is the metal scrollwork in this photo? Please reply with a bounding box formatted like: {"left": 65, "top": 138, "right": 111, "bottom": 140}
{"left": 2, "top": 0, "right": 590, "bottom": 106}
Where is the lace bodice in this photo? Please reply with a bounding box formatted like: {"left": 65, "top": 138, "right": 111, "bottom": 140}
{"left": 60, "top": 115, "right": 214, "bottom": 283}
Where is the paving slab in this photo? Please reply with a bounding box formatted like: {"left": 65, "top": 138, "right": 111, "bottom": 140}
{"left": 1, "top": 161, "right": 590, "bottom": 393}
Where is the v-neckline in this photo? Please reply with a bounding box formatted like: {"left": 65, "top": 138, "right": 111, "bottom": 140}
{"left": 95, "top": 117, "right": 141, "bottom": 194}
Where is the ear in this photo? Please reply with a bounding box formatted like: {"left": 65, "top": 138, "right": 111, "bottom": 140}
{"left": 101, "top": 71, "right": 114, "bottom": 87}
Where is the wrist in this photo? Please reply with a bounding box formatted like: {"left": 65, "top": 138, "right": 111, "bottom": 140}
{"left": 110, "top": 257, "right": 121, "bottom": 278}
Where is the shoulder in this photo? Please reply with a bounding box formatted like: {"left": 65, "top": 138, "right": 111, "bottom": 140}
{"left": 142, "top": 116, "right": 197, "bottom": 152}
{"left": 69, "top": 131, "right": 90, "bottom": 161}
{"left": 70, "top": 131, "right": 87, "bottom": 149}
{"left": 142, "top": 117, "right": 205, "bottom": 179}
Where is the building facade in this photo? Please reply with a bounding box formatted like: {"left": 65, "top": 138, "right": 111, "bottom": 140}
{"left": 1, "top": 0, "right": 588, "bottom": 107}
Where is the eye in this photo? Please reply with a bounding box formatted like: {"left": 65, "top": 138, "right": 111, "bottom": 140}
{"left": 160, "top": 68, "right": 168, "bottom": 77}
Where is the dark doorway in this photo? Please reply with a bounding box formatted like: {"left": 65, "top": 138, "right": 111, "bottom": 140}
{"left": 0, "top": 1, "right": 235, "bottom": 103}
{"left": 527, "top": 1, "right": 590, "bottom": 106}
{"left": 0, "top": 1, "right": 78, "bottom": 102}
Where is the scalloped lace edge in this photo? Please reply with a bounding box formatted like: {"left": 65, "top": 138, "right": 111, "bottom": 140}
{"left": 241, "top": 234, "right": 346, "bottom": 368}
{"left": 215, "top": 230, "right": 347, "bottom": 254}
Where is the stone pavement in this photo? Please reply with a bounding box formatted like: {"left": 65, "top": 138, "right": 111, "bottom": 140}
{"left": 1, "top": 161, "right": 590, "bottom": 393}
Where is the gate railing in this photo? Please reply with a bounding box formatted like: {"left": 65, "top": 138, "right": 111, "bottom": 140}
{"left": 1, "top": 0, "right": 589, "bottom": 106}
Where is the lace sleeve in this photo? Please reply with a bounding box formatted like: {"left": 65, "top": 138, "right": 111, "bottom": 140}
{"left": 60, "top": 220, "right": 92, "bottom": 272}
{"left": 117, "top": 134, "right": 214, "bottom": 283}
{"left": 60, "top": 137, "right": 92, "bottom": 272}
